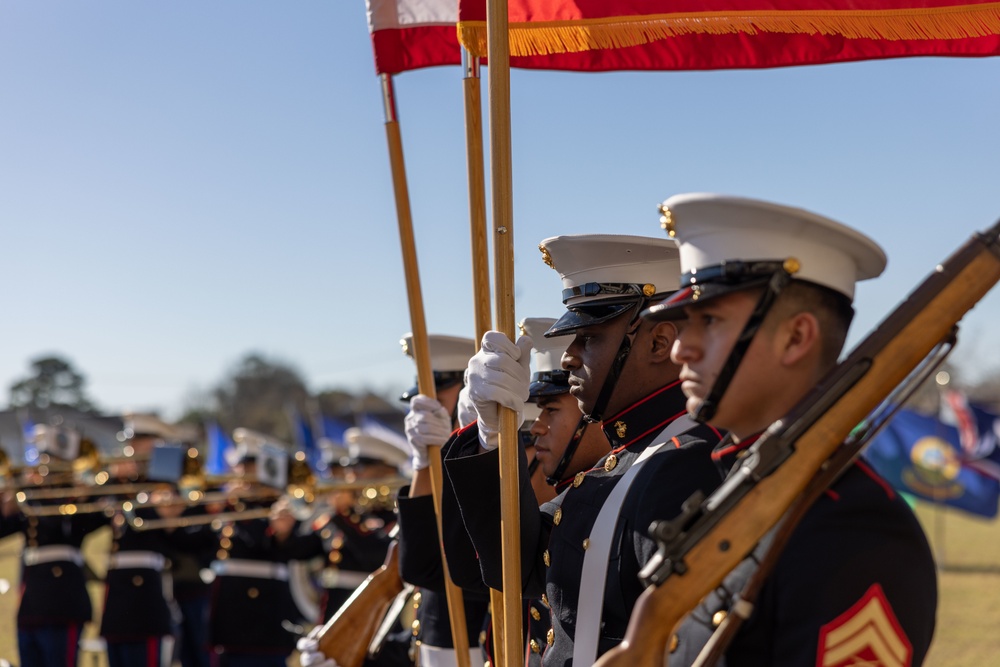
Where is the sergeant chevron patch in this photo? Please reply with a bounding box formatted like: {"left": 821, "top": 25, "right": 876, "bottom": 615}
{"left": 816, "top": 583, "right": 912, "bottom": 667}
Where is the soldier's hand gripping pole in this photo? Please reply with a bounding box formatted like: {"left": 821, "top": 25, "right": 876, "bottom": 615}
{"left": 378, "top": 73, "right": 471, "bottom": 667}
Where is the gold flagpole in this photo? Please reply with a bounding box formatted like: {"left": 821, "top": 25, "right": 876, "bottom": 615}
{"left": 484, "top": 2, "right": 524, "bottom": 666}
{"left": 462, "top": 49, "right": 507, "bottom": 667}
{"left": 380, "top": 72, "right": 472, "bottom": 667}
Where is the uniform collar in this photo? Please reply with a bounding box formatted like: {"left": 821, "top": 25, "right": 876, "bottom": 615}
{"left": 600, "top": 380, "right": 689, "bottom": 451}
{"left": 711, "top": 431, "right": 763, "bottom": 475}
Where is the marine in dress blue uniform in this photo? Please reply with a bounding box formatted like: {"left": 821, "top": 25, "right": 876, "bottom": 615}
{"left": 441, "top": 235, "right": 724, "bottom": 666}
{"left": 1, "top": 426, "right": 107, "bottom": 667}
{"left": 394, "top": 333, "right": 490, "bottom": 667}
{"left": 645, "top": 193, "right": 937, "bottom": 666}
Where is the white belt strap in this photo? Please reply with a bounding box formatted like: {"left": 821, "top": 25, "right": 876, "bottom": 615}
{"left": 211, "top": 558, "right": 289, "bottom": 581}
{"left": 418, "top": 645, "right": 481, "bottom": 667}
{"left": 108, "top": 551, "right": 167, "bottom": 571}
{"left": 573, "top": 415, "right": 698, "bottom": 665}
{"left": 319, "top": 568, "right": 371, "bottom": 590}
{"left": 23, "top": 545, "right": 83, "bottom": 566}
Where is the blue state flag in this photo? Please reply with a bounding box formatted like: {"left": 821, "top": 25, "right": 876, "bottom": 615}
{"left": 319, "top": 415, "right": 351, "bottom": 445}
{"left": 204, "top": 421, "right": 234, "bottom": 476}
{"left": 19, "top": 411, "right": 38, "bottom": 465}
{"left": 864, "top": 408, "right": 1000, "bottom": 518}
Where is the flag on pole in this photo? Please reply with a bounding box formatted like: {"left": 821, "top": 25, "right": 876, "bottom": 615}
{"left": 864, "top": 407, "right": 1000, "bottom": 518}
{"left": 367, "top": 0, "right": 462, "bottom": 74}
{"left": 457, "top": 0, "right": 1000, "bottom": 71}
{"left": 938, "top": 391, "right": 1000, "bottom": 480}
{"left": 204, "top": 421, "right": 234, "bottom": 476}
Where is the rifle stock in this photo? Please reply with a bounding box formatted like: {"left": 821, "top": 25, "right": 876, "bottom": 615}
{"left": 594, "top": 221, "right": 1000, "bottom": 667}
{"left": 317, "top": 539, "right": 405, "bottom": 667}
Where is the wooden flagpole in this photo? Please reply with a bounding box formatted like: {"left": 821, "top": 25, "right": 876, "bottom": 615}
{"left": 462, "top": 49, "right": 507, "bottom": 667}
{"left": 484, "top": 2, "right": 525, "bottom": 666}
{"left": 380, "top": 73, "right": 472, "bottom": 667}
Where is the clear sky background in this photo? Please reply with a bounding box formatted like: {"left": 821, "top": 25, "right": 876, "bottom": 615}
{"left": 2, "top": 1, "right": 1000, "bottom": 420}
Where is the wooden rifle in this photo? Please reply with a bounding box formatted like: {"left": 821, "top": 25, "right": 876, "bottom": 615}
{"left": 317, "top": 536, "right": 405, "bottom": 667}
{"left": 593, "top": 219, "right": 1000, "bottom": 667}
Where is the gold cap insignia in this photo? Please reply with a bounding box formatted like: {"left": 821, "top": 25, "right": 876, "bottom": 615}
{"left": 642, "top": 283, "right": 656, "bottom": 297}
{"left": 658, "top": 204, "right": 676, "bottom": 238}
{"left": 538, "top": 243, "right": 554, "bottom": 269}
{"left": 783, "top": 257, "right": 801, "bottom": 275}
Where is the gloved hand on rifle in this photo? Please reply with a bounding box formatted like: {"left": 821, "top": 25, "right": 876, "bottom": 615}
{"left": 404, "top": 394, "right": 453, "bottom": 471}
{"left": 296, "top": 626, "right": 340, "bottom": 667}
{"left": 467, "top": 331, "right": 533, "bottom": 451}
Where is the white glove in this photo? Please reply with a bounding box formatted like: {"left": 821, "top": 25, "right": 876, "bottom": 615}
{"left": 296, "top": 628, "right": 341, "bottom": 667}
{"left": 404, "top": 395, "right": 453, "bottom": 470}
{"left": 467, "top": 331, "right": 533, "bottom": 450}
{"left": 457, "top": 383, "right": 477, "bottom": 429}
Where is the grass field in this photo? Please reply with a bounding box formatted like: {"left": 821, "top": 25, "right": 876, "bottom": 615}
{"left": 0, "top": 503, "right": 996, "bottom": 666}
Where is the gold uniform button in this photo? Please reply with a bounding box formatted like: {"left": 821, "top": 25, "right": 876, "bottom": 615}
{"left": 329, "top": 551, "right": 343, "bottom": 564}
{"left": 412, "top": 591, "right": 422, "bottom": 605}
{"left": 221, "top": 525, "right": 235, "bottom": 537}
{"left": 247, "top": 587, "right": 259, "bottom": 599}
{"left": 132, "top": 575, "right": 144, "bottom": 587}
{"left": 529, "top": 639, "right": 541, "bottom": 654}
{"left": 331, "top": 535, "right": 345, "bottom": 549}
{"left": 573, "top": 472, "right": 586, "bottom": 488}
{"left": 543, "top": 550, "right": 550, "bottom": 567}
{"left": 669, "top": 634, "right": 679, "bottom": 653}
{"left": 604, "top": 454, "right": 618, "bottom": 472}
{"left": 216, "top": 550, "right": 228, "bottom": 560}
{"left": 51, "top": 566, "right": 63, "bottom": 578}
{"left": 478, "top": 631, "right": 487, "bottom": 645}
{"left": 530, "top": 607, "right": 541, "bottom": 621}
{"left": 712, "top": 610, "right": 727, "bottom": 627}
{"left": 320, "top": 528, "right": 332, "bottom": 540}
{"left": 582, "top": 538, "right": 590, "bottom": 550}
{"left": 553, "top": 508, "right": 562, "bottom": 526}
{"left": 219, "top": 538, "right": 232, "bottom": 549}
{"left": 546, "top": 628, "right": 554, "bottom": 646}
{"left": 411, "top": 619, "right": 421, "bottom": 635}
{"left": 541, "top": 594, "right": 549, "bottom": 608}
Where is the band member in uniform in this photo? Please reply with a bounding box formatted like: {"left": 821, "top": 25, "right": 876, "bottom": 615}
{"left": 201, "top": 430, "right": 309, "bottom": 666}
{"left": 0, "top": 427, "right": 107, "bottom": 667}
{"left": 395, "top": 333, "right": 490, "bottom": 667}
{"left": 100, "top": 412, "right": 185, "bottom": 667}
{"left": 646, "top": 193, "right": 937, "bottom": 666}
{"left": 289, "top": 428, "right": 399, "bottom": 623}
{"left": 439, "top": 235, "right": 724, "bottom": 665}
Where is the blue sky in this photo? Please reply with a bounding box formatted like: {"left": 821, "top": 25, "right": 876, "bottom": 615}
{"left": 2, "top": 1, "right": 1000, "bottom": 420}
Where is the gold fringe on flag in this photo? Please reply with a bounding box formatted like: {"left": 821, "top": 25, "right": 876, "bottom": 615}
{"left": 457, "top": 3, "right": 1000, "bottom": 58}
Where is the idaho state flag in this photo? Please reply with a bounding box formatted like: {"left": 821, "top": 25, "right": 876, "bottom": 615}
{"left": 457, "top": 1, "right": 1000, "bottom": 71}
{"left": 864, "top": 407, "right": 1000, "bottom": 518}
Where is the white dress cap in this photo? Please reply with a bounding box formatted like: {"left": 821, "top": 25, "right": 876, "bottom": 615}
{"left": 520, "top": 316, "right": 572, "bottom": 399}
{"left": 538, "top": 234, "right": 681, "bottom": 336}
{"left": 519, "top": 317, "right": 565, "bottom": 375}
{"left": 345, "top": 426, "right": 410, "bottom": 469}
{"left": 660, "top": 193, "right": 886, "bottom": 300}
{"left": 538, "top": 234, "right": 681, "bottom": 307}
{"left": 399, "top": 333, "right": 475, "bottom": 373}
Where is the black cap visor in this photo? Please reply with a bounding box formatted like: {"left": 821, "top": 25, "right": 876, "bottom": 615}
{"left": 643, "top": 275, "right": 778, "bottom": 321}
{"left": 399, "top": 370, "right": 466, "bottom": 402}
{"left": 544, "top": 299, "right": 640, "bottom": 338}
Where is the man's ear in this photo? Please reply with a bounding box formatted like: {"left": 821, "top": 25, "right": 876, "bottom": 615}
{"left": 648, "top": 320, "right": 679, "bottom": 362}
{"left": 779, "top": 311, "right": 820, "bottom": 367}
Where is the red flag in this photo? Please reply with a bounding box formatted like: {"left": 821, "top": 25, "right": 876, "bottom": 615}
{"left": 458, "top": 1, "right": 1000, "bottom": 71}
{"left": 367, "top": 0, "right": 462, "bottom": 74}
